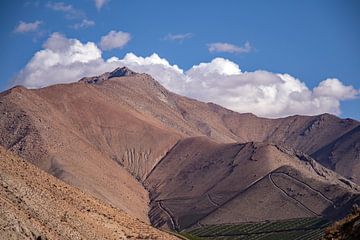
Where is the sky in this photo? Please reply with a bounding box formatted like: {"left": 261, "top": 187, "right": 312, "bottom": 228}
{"left": 0, "top": 0, "right": 359, "bottom": 119}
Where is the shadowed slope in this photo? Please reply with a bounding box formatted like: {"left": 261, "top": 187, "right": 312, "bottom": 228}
{"left": 313, "top": 125, "right": 360, "bottom": 183}
{"left": 173, "top": 101, "right": 360, "bottom": 180}
{"left": 144, "top": 137, "right": 360, "bottom": 230}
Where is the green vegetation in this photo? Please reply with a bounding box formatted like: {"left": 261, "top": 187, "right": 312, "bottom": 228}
{"left": 179, "top": 217, "right": 330, "bottom": 240}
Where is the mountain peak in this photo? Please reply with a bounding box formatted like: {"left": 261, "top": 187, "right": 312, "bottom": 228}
{"left": 109, "top": 66, "right": 137, "bottom": 78}
{"left": 79, "top": 66, "right": 138, "bottom": 84}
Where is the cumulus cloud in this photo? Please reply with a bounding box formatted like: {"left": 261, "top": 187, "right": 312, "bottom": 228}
{"left": 14, "top": 20, "right": 42, "bottom": 33}
{"left": 12, "top": 34, "right": 359, "bottom": 118}
{"left": 189, "top": 58, "right": 241, "bottom": 76}
{"left": 164, "top": 33, "right": 193, "bottom": 42}
{"left": 208, "top": 41, "right": 253, "bottom": 54}
{"left": 71, "top": 19, "right": 95, "bottom": 29}
{"left": 99, "top": 30, "right": 131, "bottom": 51}
{"left": 314, "top": 78, "right": 358, "bottom": 100}
{"left": 13, "top": 32, "right": 104, "bottom": 88}
{"left": 46, "top": 2, "right": 85, "bottom": 19}
{"left": 94, "top": 0, "right": 109, "bottom": 10}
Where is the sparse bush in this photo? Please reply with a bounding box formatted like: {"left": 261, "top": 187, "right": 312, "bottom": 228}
{"left": 322, "top": 205, "right": 360, "bottom": 240}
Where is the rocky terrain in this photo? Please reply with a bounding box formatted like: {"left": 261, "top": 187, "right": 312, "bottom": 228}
{"left": 0, "top": 145, "right": 178, "bottom": 239}
{"left": 0, "top": 67, "right": 359, "bottom": 233}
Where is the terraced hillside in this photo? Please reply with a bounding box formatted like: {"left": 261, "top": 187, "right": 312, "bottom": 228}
{"left": 181, "top": 217, "right": 330, "bottom": 240}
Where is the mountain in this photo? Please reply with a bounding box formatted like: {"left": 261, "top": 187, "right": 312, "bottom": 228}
{"left": 0, "top": 67, "right": 359, "bottom": 232}
{"left": 145, "top": 137, "right": 359, "bottom": 230}
{"left": 313, "top": 125, "right": 360, "bottom": 182}
{"left": 0, "top": 145, "right": 178, "bottom": 239}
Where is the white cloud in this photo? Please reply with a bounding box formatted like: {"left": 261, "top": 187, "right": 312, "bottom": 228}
{"left": 13, "top": 33, "right": 104, "bottom": 88}
{"left": 71, "top": 19, "right": 95, "bottom": 29}
{"left": 46, "top": 2, "right": 85, "bottom": 19}
{"left": 94, "top": 0, "right": 109, "bottom": 10}
{"left": 113, "top": 53, "right": 187, "bottom": 93}
{"left": 314, "top": 78, "right": 358, "bottom": 100}
{"left": 14, "top": 21, "right": 42, "bottom": 33}
{"left": 208, "top": 41, "right": 253, "bottom": 54}
{"left": 99, "top": 30, "right": 131, "bottom": 50}
{"left": 189, "top": 58, "right": 241, "bottom": 76}
{"left": 164, "top": 33, "right": 193, "bottom": 42}
{"left": 12, "top": 34, "right": 359, "bottom": 118}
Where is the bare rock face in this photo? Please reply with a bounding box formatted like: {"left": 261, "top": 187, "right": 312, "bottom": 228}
{"left": 0, "top": 67, "right": 359, "bottom": 231}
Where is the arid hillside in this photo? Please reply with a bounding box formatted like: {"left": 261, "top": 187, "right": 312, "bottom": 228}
{"left": 145, "top": 137, "right": 360, "bottom": 230}
{"left": 0, "top": 146, "right": 178, "bottom": 240}
{"left": 0, "top": 67, "right": 359, "bottom": 232}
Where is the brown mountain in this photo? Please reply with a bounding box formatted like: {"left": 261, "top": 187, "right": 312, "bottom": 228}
{"left": 0, "top": 145, "right": 178, "bottom": 239}
{"left": 145, "top": 137, "right": 359, "bottom": 230}
{"left": 0, "top": 67, "right": 359, "bottom": 231}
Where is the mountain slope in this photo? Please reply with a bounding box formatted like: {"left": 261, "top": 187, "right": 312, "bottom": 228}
{"left": 0, "top": 146, "right": 178, "bottom": 240}
{"left": 144, "top": 137, "right": 359, "bottom": 230}
{"left": 313, "top": 125, "right": 360, "bottom": 183}
{"left": 2, "top": 68, "right": 359, "bottom": 184}
{"left": 0, "top": 67, "right": 359, "bottom": 232}
{"left": 172, "top": 99, "right": 360, "bottom": 181}
{"left": 0, "top": 79, "right": 180, "bottom": 222}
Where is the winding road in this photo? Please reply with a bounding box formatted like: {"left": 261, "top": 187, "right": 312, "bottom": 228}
{"left": 268, "top": 173, "right": 320, "bottom": 217}
{"left": 207, "top": 193, "right": 220, "bottom": 207}
{"left": 157, "top": 200, "right": 179, "bottom": 231}
{"left": 271, "top": 172, "right": 336, "bottom": 207}
{"left": 157, "top": 169, "right": 337, "bottom": 231}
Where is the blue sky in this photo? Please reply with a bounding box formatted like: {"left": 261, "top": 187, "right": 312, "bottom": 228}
{"left": 0, "top": 0, "right": 359, "bottom": 119}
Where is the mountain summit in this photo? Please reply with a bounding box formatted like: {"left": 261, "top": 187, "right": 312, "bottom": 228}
{"left": 109, "top": 66, "right": 137, "bottom": 78}
{"left": 79, "top": 66, "right": 138, "bottom": 84}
